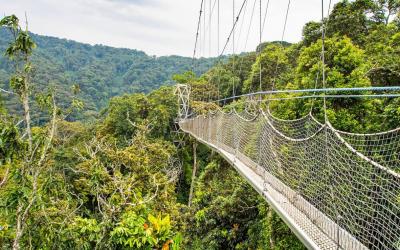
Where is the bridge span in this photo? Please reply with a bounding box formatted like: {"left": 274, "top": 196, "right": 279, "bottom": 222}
{"left": 179, "top": 109, "right": 400, "bottom": 250}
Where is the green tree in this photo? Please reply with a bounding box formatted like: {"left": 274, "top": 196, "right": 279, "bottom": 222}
{"left": 183, "top": 160, "right": 305, "bottom": 249}
{"left": 326, "top": 0, "right": 375, "bottom": 45}
{"left": 0, "top": 15, "right": 81, "bottom": 249}
{"left": 57, "top": 123, "right": 181, "bottom": 249}
{"left": 244, "top": 44, "right": 292, "bottom": 93}
{"left": 101, "top": 86, "right": 177, "bottom": 141}
{"left": 302, "top": 21, "right": 322, "bottom": 47}
{"left": 364, "top": 25, "right": 400, "bottom": 86}
{"left": 373, "top": 0, "right": 400, "bottom": 25}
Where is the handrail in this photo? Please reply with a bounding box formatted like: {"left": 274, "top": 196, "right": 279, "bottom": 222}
{"left": 213, "top": 86, "right": 400, "bottom": 102}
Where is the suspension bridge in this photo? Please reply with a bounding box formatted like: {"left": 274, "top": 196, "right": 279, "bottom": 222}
{"left": 179, "top": 0, "right": 400, "bottom": 249}
{"left": 176, "top": 85, "right": 400, "bottom": 250}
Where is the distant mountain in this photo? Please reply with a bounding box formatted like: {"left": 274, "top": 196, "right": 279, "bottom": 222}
{"left": 0, "top": 29, "right": 218, "bottom": 120}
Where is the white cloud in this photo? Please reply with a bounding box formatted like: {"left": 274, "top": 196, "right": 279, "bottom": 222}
{"left": 1, "top": 0, "right": 340, "bottom": 56}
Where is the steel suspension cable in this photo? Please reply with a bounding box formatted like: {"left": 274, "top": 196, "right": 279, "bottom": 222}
{"left": 202, "top": 0, "right": 218, "bottom": 43}
{"left": 232, "top": 0, "right": 236, "bottom": 97}
{"left": 219, "top": 0, "right": 249, "bottom": 56}
{"left": 321, "top": 0, "right": 327, "bottom": 122}
{"left": 203, "top": 0, "right": 206, "bottom": 60}
{"left": 281, "top": 0, "right": 291, "bottom": 44}
{"left": 209, "top": 0, "right": 212, "bottom": 57}
{"left": 261, "top": 0, "right": 270, "bottom": 38}
{"left": 217, "top": 0, "right": 221, "bottom": 102}
{"left": 257, "top": 0, "right": 270, "bottom": 103}
{"left": 310, "top": 0, "right": 333, "bottom": 112}
{"left": 235, "top": 0, "right": 249, "bottom": 50}
{"left": 320, "top": 1, "right": 339, "bottom": 247}
{"left": 328, "top": 0, "right": 333, "bottom": 21}
{"left": 217, "top": 0, "right": 220, "bottom": 56}
{"left": 270, "top": 0, "right": 291, "bottom": 100}
{"left": 208, "top": 0, "right": 212, "bottom": 102}
{"left": 258, "top": 0, "right": 262, "bottom": 101}
{"left": 238, "top": 0, "right": 257, "bottom": 95}
{"left": 192, "top": 0, "right": 205, "bottom": 70}
{"left": 231, "top": 0, "right": 250, "bottom": 98}
{"left": 240, "top": 0, "right": 257, "bottom": 54}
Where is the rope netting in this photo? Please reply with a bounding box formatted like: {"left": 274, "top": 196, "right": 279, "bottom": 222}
{"left": 179, "top": 109, "right": 400, "bottom": 250}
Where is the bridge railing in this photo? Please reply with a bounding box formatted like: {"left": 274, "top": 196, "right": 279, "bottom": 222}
{"left": 180, "top": 110, "right": 400, "bottom": 250}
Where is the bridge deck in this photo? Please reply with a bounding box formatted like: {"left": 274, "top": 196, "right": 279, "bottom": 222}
{"left": 181, "top": 125, "right": 368, "bottom": 250}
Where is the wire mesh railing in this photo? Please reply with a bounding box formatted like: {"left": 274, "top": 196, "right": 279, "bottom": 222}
{"left": 179, "top": 109, "right": 400, "bottom": 250}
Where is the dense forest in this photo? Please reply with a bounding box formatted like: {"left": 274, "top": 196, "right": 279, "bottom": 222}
{"left": 1, "top": 0, "right": 400, "bottom": 249}
{"left": 0, "top": 29, "right": 218, "bottom": 120}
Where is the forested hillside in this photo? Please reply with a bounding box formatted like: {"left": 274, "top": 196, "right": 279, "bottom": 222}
{"left": 1, "top": 0, "right": 400, "bottom": 249}
{"left": 0, "top": 29, "right": 218, "bottom": 119}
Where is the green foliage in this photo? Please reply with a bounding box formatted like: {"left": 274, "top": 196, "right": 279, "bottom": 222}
{"left": 0, "top": 28, "right": 217, "bottom": 120}
{"left": 292, "top": 36, "right": 390, "bottom": 132}
{"left": 0, "top": 15, "right": 19, "bottom": 30}
{"left": 297, "top": 36, "right": 370, "bottom": 89}
{"left": 1, "top": 16, "right": 36, "bottom": 100}
{"left": 178, "top": 2, "right": 400, "bottom": 248}
{"left": 171, "top": 233, "right": 183, "bottom": 250}
{"left": 326, "top": 0, "right": 373, "bottom": 45}
{"left": 172, "top": 71, "right": 196, "bottom": 84}
{"left": 0, "top": 16, "right": 183, "bottom": 248}
{"left": 0, "top": 117, "right": 23, "bottom": 164}
{"left": 101, "top": 86, "right": 177, "bottom": 141}
{"left": 0, "top": 104, "right": 183, "bottom": 249}
{"left": 182, "top": 160, "right": 305, "bottom": 249}
{"left": 66, "top": 217, "right": 102, "bottom": 249}
{"left": 6, "top": 31, "right": 36, "bottom": 58}
{"left": 2, "top": 1, "right": 400, "bottom": 249}
{"left": 244, "top": 44, "right": 292, "bottom": 93}
{"left": 302, "top": 21, "right": 322, "bottom": 47}
{"left": 302, "top": 0, "right": 400, "bottom": 47}
{"left": 111, "top": 212, "right": 174, "bottom": 249}
{"left": 365, "top": 25, "right": 400, "bottom": 85}
{"left": 171, "top": 54, "right": 255, "bottom": 106}
{"left": 210, "top": 53, "right": 256, "bottom": 99}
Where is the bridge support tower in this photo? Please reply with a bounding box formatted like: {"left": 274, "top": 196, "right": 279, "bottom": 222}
{"left": 174, "top": 84, "right": 191, "bottom": 120}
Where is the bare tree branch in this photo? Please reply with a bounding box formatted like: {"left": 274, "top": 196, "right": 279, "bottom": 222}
{"left": 0, "top": 87, "right": 14, "bottom": 94}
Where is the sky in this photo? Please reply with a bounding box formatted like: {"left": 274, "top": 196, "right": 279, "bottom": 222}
{"left": 1, "top": 0, "right": 339, "bottom": 57}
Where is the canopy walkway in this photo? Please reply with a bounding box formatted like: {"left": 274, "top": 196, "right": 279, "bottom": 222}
{"left": 178, "top": 105, "right": 400, "bottom": 250}
{"left": 184, "top": 0, "right": 400, "bottom": 248}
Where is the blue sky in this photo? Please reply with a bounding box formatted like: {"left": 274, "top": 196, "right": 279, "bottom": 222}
{"left": 1, "top": 0, "right": 339, "bottom": 56}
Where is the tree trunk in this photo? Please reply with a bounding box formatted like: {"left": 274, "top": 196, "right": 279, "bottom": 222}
{"left": 12, "top": 205, "right": 24, "bottom": 250}
{"left": 12, "top": 95, "right": 56, "bottom": 250}
{"left": 188, "top": 142, "right": 198, "bottom": 207}
{"left": 268, "top": 208, "right": 275, "bottom": 249}
{"left": 22, "top": 93, "right": 32, "bottom": 153}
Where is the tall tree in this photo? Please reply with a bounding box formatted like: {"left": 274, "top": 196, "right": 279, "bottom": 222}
{"left": 0, "top": 15, "right": 81, "bottom": 249}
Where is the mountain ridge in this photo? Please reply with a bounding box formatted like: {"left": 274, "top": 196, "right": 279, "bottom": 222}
{"left": 0, "top": 28, "right": 217, "bottom": 120}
